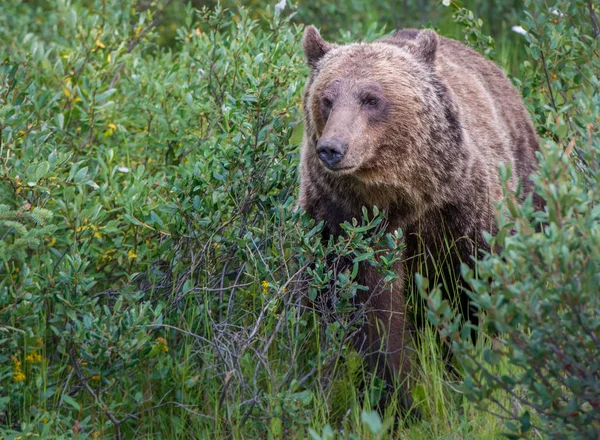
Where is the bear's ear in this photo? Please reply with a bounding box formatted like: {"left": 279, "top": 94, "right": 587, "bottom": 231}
{"left": 303, "top": 25, "right": 331, "bottom": 69}
{"left": 410, "top": 29, "right": 438, "bottom": 65}
{"left": 388, "top": 28, "right": 421, "bottom": 41}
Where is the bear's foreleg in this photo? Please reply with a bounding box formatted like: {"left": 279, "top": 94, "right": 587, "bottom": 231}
{"left": 355, "top": 263, "right": 416, "bottom": 411}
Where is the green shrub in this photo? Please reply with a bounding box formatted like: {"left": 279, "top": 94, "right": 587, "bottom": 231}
{"left": 0, "top": 2, "right": 405, "bottom": 437}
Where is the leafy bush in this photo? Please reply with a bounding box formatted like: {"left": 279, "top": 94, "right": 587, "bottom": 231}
{"left": 0, "top": 1, "right": 406, "bottom": 438}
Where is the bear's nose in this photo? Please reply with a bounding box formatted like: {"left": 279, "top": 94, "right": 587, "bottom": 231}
{"left": 316, "top": 137, "right": 348, "bottom": 168}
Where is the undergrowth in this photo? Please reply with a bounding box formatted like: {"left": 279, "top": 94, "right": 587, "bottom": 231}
{"left": 1, "top": 0, "right": 598, "bottom": 439}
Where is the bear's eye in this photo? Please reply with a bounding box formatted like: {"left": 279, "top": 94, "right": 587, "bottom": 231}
{"left": 364, "top": 97, "right": 379, "bottom": 107}
{"left": 321, "top": 98, "right": 333, "bottom": 120}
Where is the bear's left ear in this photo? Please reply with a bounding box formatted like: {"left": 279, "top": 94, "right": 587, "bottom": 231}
{"left": 303, "top": 25, "right": 332, "bottom": 69}
{"left": 410, "top": 29, "right": 438, "bottom": 66}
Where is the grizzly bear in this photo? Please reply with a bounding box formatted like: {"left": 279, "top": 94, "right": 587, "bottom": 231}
{"left": 298, "top": 26, "right": 540, "bottom": 407}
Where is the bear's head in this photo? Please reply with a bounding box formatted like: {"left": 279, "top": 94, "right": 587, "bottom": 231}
{"left": 301, "top": 26, "right": 465, "bottom": 210}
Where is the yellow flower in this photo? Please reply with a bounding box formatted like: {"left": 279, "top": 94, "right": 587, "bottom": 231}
{"left": 12, "top": 356, "right": 26, "bottom": 382}
{"left": 48, "top": 237, "right": 57, "bottom": 246}
{"left": 95, "top": 39, "right": 105, "bottom": 49}
{"left": 261, "top": 280, "right": 269, "bottom": 294}
{"left": 91, "top": 375, "right": 100, "bottom": 381}
{"left": 25, "top": 352, "right": 43, "bottom": 364}
{"left": 100, "top": 249, "right": 116, "bottom": 263}
{"left": 154, "top": 337, "right": 168, "bottom": 352}
{"left": 25, "top": 353, "right": 42, "bottom": 364}
{"left": 128, "top": 250, "right": 138, "bottom": 260}
{"left": 107, "top": 123, "right": 117, "bottom": 130}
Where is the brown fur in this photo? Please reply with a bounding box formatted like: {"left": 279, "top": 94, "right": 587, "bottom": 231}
{"left": 298, "top": 26, "right": 540, "bottom": 404}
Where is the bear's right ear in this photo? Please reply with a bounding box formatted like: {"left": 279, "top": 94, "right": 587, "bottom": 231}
{"left": 410, "top": 29, "right": 438, "bottom": 66}
{"left": 303, "top": 26, "right": 331, "bottom": 69}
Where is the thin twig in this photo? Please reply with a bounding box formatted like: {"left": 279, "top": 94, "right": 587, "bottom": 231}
{"left": 588, "top": 1, "right": 599, "bottom": 39}
{"left": 539, "top": 49, "right": 558, "bottom": 114}
{"left": 69, "top": 347, "right": 122, "bottom": 440}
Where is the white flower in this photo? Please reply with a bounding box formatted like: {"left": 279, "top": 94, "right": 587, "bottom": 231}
{"left": 549, "top": 8, "right": 564, "bottom": 17}
{"left": 117, "top": 166, "right": 130, "bottom": 173}
{"left": 511, "top": 25, "right": 528, "bottom": 36}
{"left": 442, "top": 0, "right": 451, "bottom": 6}
{"left": 275, "top": 0, "right": 286, "bottom": 13}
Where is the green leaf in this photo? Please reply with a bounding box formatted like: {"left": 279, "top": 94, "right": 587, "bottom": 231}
{"left": 56, "top": 113, "right": 64, "bottom": 130}
{"left": 123, "top": 214, "right": 143, "bottom": 226}
{"left": 73, "top": 166, "right": 89, "bottom": 184}
{"left": 361, "top": 409, "right": 382, "bottom": 434}
{"left": 61, "top": 394, "right": 81, "bottom": 411}
{"left": 353, "top": 250, "right": 374, "bottom": 263}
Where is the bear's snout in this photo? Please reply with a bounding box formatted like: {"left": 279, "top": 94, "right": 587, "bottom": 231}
{"left": 316, "top": 137, "right": 349, "bottom": 169}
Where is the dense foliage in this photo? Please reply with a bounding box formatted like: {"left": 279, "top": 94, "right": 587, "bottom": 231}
{"left": 0, "top": 0, "right": 598, "bottom": 439}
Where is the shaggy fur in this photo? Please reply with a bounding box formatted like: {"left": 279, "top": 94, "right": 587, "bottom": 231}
{"left": 298, "top": 26, "right": 540, "bottom": 404}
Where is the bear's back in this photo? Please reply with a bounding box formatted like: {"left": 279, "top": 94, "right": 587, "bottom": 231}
{"left": 440, "top": 36, "right": 538, "bottom": 194}
{"left": 381, "top": 30, "right": 539, "bottom": 192}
